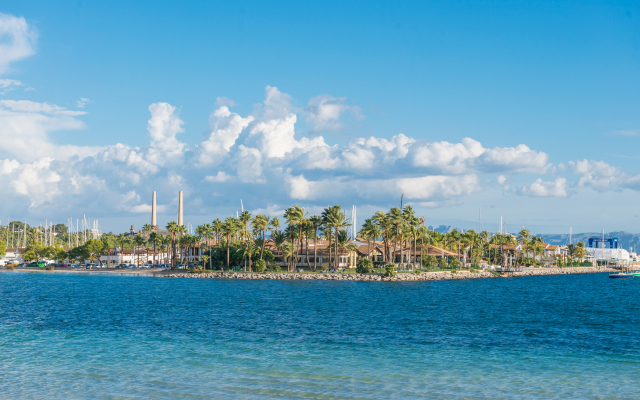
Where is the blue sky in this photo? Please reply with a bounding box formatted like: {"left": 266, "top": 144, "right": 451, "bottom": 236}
{"left": 1, "top": 0, "right": 640, "bottom": 234}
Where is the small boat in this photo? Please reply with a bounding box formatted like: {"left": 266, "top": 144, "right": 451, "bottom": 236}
{"left": 633, "top": 272, "right": 640, "bottom": 277}
{"left": 609, "top": 272, "right": 632, "bottom": 279}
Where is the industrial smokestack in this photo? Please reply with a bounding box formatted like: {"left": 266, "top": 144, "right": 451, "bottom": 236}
{"left": 152, "top": 191, "right": 157, "bottom": 228}
{"left": 178, "top": 191, "right": 183, "bottom": 226}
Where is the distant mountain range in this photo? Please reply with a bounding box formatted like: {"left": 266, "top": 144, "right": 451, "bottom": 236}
{"left": 539, "top": 232, "right": 640, "bottom": 250}
{"left": 428, "top": 225, "right": 640, "bottom": 251}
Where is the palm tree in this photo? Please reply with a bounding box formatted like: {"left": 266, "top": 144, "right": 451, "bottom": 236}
{"left": 284, "top": 206, "right": 306, "bottom": 270}
{"left": 308, "top": 215, "right": 322, "bottom": 271}
{"left": 320, "top": 226, "right": 332, "bottom": 270}
{"left": 322, "top": 205, "right": 351, "bottom": 269}
{"left": 222, "top": 217, "right": 237, "bottom": 269}
{"left": 212, "top": 218, "right": 223, "bottom": 243}
{"left": 166, "top": 221, "right": 179, "bottom": 269}
{"left": 160, "top": 234, "right": 171, "bottom": 265}
{"left": 239, "top": 210, "right": 252, "bottom": 242}
{"left": 142, "top": 223, "right": 153, "bottom": 238}
{"left": 251, "top": 215, "right": 269, "bottom": 261}
{"left": 371, "top": 211, "right": 392, "bottom": 262}
{"left": 359, "top": 218, "right": 375, "bottom": 261}
{"left": 281, "top": 241, "right": 297, "bottom": 271}
{"left": 517, "top": 228, "right": 530, "bottom": 266}
{"left": 269, "top": 217, "right": 280, "bottom": 234}
{"left": 196, "top": 223, "right": 212, "bottom": 269}
{"left": 117, "top": 233, "right": 129, "bottom": 264}
{"left": 336, "top": 230, "right": 358, "bottom": 267}
{"left": 387, "top": 207, "right": 403, "bottom": 264}
{"left": 236, "top": 239, "right": 257, "bottom": 271}
{"left": 403, "top": 206, "right": 417, "bottom": 267}
{"left": 134, "top": 234, "right": 145, "bottom": 266}
{"left": 175, "top": 225, "right": 187, "bottom": 266}
{"left": 149, "top": 232, "right": 159, "bottom": 266}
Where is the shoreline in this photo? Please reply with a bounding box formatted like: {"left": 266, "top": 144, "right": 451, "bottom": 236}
{"left": 3, "top": 266, "right": 622, "bottom": 281}
{"left": 161, "top": 266, "right": 619, "bottom": 281}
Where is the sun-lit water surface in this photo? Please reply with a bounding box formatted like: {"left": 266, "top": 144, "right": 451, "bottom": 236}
{"left": 0, "top": 271, "right": 638, "bottom": 399}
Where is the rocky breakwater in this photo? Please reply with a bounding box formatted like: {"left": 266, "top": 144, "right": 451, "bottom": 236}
{"left": 507, "top": 266, "right": 617, "bottom": 277}
{"left": 160, "top": 270, "right": 495, "bottom": 281}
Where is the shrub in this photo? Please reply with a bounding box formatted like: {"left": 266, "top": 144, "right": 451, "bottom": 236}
{"left": 253, "top": 259, "right": 266, "bottom": 273}
{"left": 438, "top": 257, "right": 447, "bottom": 267}
{"left": 268, "top": 264, "right": 282, "bottom": 273}
{"left": 45, "top": 264, "right": 55, "bottom": 271}
{"left": 6, "top": 264, "right": 15, "bottom": 271}
{"left": 422, "top": 255, "right": 437, "bottom": 267}
{"left": 187, "top": 267, "right": 196, "bottom": 274}
{"left": 384, "top": 264, "right": 397, "bottom": 277}
{"left": 356, "top": 258, "right": 373, "bottom": 274}
{"left": 449, "top": 257, "right": 461, "bottom": 268}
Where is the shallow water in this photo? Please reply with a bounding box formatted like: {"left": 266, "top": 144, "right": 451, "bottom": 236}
{"left": 0, "top": 272, "right": 638, "bottom": 399}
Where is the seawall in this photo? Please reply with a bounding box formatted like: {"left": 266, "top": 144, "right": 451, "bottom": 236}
{"left": 160, "top": 267, "right": 618, "bottom": 282}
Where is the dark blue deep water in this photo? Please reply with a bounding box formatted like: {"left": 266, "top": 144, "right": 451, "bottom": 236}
{"left": 0, "top": 271, "right": 639, "bottom": 399}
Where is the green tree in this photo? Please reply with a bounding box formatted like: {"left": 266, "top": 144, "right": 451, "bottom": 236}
{"left": 251, "top": 215, "right": 269, "bottom": 261}
{"left": 356, "top": 257, "right": 373, "bottom": 273}
{"left": 253, "top": 259, "right": 266, "bottom": 273}
{"left": 388, "top": 207, "right": 404, "bottom": 264}
{"left": 308, "top": 215, "right": 322, "bottom": 271}
{"left": 322, "top": 205, "right": 351, "bottom": 269}
{"left": 82, "top": 239, "right": 106, "bottom": 267}
{"left": 134, "top": 235, "right": 146, "bottom": 266}
{"left": 222, "top": 217, "right": 238, "bottom": 269}
{"left": 166, "top": 221, "right": 179, "bottom": 268}
{"left": 22, "top": 243, "right": 52, "bottom": 263}
{"left": 422, "top": 255, "right": 437, "bottom": 269}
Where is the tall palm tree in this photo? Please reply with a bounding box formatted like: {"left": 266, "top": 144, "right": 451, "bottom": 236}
{"left": 336, "top": 230, "right": 358, "bottom": 267}
{"left": 251, "top": 215, "right": 269, "bottom": 261}
{"left": 175, "top": 225, "right": 187, "bottom": 266}
{"left": 517, "top": 228, "right": 530, "bottom": 266}
{"left": 282, "top": 241, "right": 297, "bottom": 271}
{"left": 387, "top": 207, "right": 404, "bottom": 264}
{"left": 402, "top": 206, "right": 417, "bottom": 267}
{"left": 212, "top": 218, "right": 223, "bottom": 243}
{"left": 236, "top": 239, "right": 257, "bottom": 272}
{"left": 284, "top": 206, "right": 306, "bottom": 270}
{"left": 222, "top": 217, "right": 237, "bottom": 269}
{"left": 149, "top": 232, "right": 159, "bottom": 266}
{"left": 309, "top": 215, "right": 322, "bottom": 271}
{"left": 360, "top": 218, "right": 376, "bottom": 261}
{"left": 142, "top": 223, "right": 153, "bottom": 238}
{"left": 166, "top": 221, "right": 179, "bottom": 269}
{"left": 269, "top": 217, "right": 280, "bottom": 234}
{"left": 239, "top": 211, "right": 252, "bottom": 243}
{"left": 322, "top": 205, "right": 351, "bottom": 269}
{"left": 196, "top": 222, "right": 212, "bottom": 269}
{"left": 160, "top": 234, "right": 171, "bottom": 265}
{"left": 320, "top": 226, "right": 332, "bottom": 270}
{"left": 117, "top": 233, "right": 129, "bottom": 264}
{"left": 134, "top": 234, "right": 145, "bottom": 266}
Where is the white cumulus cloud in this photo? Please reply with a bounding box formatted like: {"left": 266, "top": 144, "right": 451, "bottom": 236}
{"left": 520, "top": 178, "right": 568, "bottom": 197}
{"left": 0, "top": 13, "right": 37, "bottom": 75}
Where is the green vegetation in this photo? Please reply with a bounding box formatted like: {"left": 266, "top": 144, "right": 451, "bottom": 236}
{"left": 384, "top": 264, "right": 397, "bottom": 277}
{"left": 356, "top": 258, "right": 373, "bottom": 273}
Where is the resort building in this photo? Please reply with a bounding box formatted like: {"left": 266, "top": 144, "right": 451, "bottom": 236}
{"left": 584, "top": 237, "right": 630, "bottom": 262}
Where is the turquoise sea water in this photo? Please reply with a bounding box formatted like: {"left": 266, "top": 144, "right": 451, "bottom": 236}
{"left": 0, "top": 272, "right": 638, "bottom": 399}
